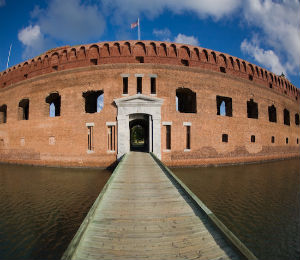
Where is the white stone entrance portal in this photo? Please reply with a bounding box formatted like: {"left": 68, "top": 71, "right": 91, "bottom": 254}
{"left": 114, "top": 94, "right": 164, "bottom": 159}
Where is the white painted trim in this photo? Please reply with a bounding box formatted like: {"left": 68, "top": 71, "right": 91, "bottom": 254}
{"left": 135, "top": 73, "right": 144, "bottom": 77}
{"left": 149, "top": 74, "right": 157, "bottom": 78}
{"left": 120, "top": 73, "right": 130, "bottom": 77}
{"left": 87, "top": 150, "right": 95, "bottom": 154}
{"left": 150, "top": 94, "right": 157, "bottom": 97}
{"left": 183, "top": 122, "right": 192, "bottom": 126}
{"left": 184, "top": 149, "right": 191, "bottom": 152}
{"left": 122, "top": 94, "right": 129, "bottom": 96}
{"left": 106, "top": 122, "right": 116, "bottom": 126}
{"left": 163, "top": 149, "right": 171, "bottom": 152}
{"left": 86, "top": 122, "right": 94, "bottom": 127}
{"left": 162, "top": 121, "right": 172, "bottom": 126}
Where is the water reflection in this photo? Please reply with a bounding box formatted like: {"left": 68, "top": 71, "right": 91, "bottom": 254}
{"left": 172, "top": 159, "right": 300, "bottom": 260}
{"left": 0, "top": 163, "right": 111, "bottom": 260}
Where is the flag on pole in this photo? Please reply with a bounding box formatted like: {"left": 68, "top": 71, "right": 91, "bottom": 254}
{"left": 131, "top": 19, "right": 139, "bottom": 29}
{"left": 131, "top": 18, "right": 141, "bottom": 40}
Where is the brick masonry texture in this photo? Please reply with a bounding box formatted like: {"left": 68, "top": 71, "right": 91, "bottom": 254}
{"left": 0, "top": 40, "right": 299, "bottom": 167}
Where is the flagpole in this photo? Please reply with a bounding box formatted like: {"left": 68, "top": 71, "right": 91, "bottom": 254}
{"left": 138, "top": 18, "right": 141, "bottom": 41}
{"left": 6, "top": 43, "right": 12, "bottom": 69}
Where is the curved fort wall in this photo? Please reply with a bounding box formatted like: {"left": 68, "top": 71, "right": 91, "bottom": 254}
{"left": 0, "top": 40, "right": 299, "bottom": 167}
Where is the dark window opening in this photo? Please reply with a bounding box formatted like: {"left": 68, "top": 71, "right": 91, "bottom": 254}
{"left": 123, "top": 77, "right": 128, "bottom": 94}
{"left": 247, "top": 99, "right": 258, "bottom": 119}
{"left": 176, "top": 88, "right": 197, "bottom": 113}
{"left": 297, "top": 138, "right": 299, "bottom": 144}
{"left": 151, "top": 77, "right": 156, "bottom": 94}
{"left": 222, "top": 134, "right": 228, "bottom": 143}
{"left": 166, "top": 125, "right": 171, "bottom": 150}
{"left": 251, "top": 135, "right": 255, "bottom": 143}
{"left": 3, "top": 82, "right": 6, "bottom": 87}
{"left": 284, "top": 109, "right": 290, "bottom": 126}
{"left": 181, "top": 59, "right": 189, "bottom": 66}
{"left": 268, "top": 105, "right": 277, "bottom": 123}
{"left": 249, "top": 75, "right": 253, "bottom": 81}
{"left": 46, "top": 93, "right": 61, "bottom": 117}
{"left": 87, "top": 126, "right": 93, "bottom": 151}
{"left": 82, "top": 90, "right": 104, "bottom": 113}
{"left": 186, "top": 126, "right": 191, "bottom": 149}
{"left": 269, "top": 83, "right": 273, "bottom": 88}
{"left": 136, "top": 56, "right": 144, "bottom": 63}
{"left": 0, "top": 104, "right": 7, "bottom": 124}
{"left": 24, "top": 74, "right": 28, "bottom": 79}
{"left": 18, "top": 99, "right": 29, "bottom": 120}
{"left": 220, "top": 67, "right": 226, "bottom": 73}
{"left": 137, "top": 77, "right": 142, "bottom": 94}
{"left": 90, "top": 59, "right": 98, "bottom": 65}
{"left": 52, "top": 65, "right": 58, "bottom": 71}
{"left": 271, "top": 136, "right": 275, "bottom": 143}
{"left": 108, "top": 125, "right": 115, "bottom": 151}
{"left": 286, "top": 137, "right": 288, "bottom": 144}
{"left": 295, "top": 113, "right": 299, "bottom": 125}
{"left": 284, "top": 90, "right": 287, "bottom": 95}
{"left": 216, "top": 96, "right": 232, "bottom": 117}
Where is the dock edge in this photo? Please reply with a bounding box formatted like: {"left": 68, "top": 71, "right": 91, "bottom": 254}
{"left": 61, "top": 154, "right": 128, "bottom": 260}
{"left": 150, "top": 152, "right": 258, "bottom": 260}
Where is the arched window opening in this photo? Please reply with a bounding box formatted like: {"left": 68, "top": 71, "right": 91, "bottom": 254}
{"left": 220, "top": 67, "right": 226, "bottom": 73}
{"left": 46, "top": 93, "right": 61, "bottom": 117}
{"left": 283, "top": 109, "right": 290, "bottom": 126}
{"left": 211, "top": 52, "right": 217, "bottom": 63}
{"left": 236, "top": 59, "right": 241, "bottom": 70}
{"left": 18, "top": 99, "right": 29, "bottom": 120}
{"left": 82, "top": 90, "right": 104, "bottom": 113}
{"left": 295, "top": 113, "right": 299, "bottom": 126}
{"left": 247, "top": 99, "right": 258, "bottom": 119}
{"left": 176, "top": 88, "right": 197, "bottom": 113}
{"left": 0, "top": 104, "right": 7, "bottom": 124}
{"left": 268, "top": 105, "right": 277, "bottom": 123}
{"left": 216, "top": 96, "right": 232, "bottom": 117}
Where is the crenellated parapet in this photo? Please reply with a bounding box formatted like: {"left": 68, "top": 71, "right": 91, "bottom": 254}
{"left": 0, "top": 40, "right": 299, "bottom": 103}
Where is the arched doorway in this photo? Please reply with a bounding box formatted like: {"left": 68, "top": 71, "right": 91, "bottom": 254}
{"left": 114, "top": 94, "right": 164, "bottom": 159}
{"left": 129, "top": 114, "right": 149, "bottom": 152}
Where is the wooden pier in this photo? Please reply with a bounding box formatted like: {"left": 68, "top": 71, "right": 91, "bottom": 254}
{"left": 62, "top": 152, "right": 256, "bottom": 260}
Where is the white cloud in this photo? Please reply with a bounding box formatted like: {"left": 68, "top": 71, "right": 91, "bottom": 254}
{"left": 153, "top": 28, "right": 171, "bottom": 38}
{"left": 0, "top": 0, "right": 5, "bottom": 7}
{"left": 241, "top": 0, "right": 300, "bottom": 76}
{"left": 174, "top": 33, "right": 199, "bottom": 46}
{"left": 18, "top": 0, "right": 105, "bottom": 58}
{"left": 241, "top": 39, "right": 286, "bottom": 75}
{"left": 33, "top": 0, "right": 105, "bottom": 43}
{"left": 18, "top": 25, "right": 42, "bottom": 46}
{"left": 18, "top": 25, "right": 51, "bottom": 59}
{"left": 102, "top": 0, "right": 241, "bottom": 23}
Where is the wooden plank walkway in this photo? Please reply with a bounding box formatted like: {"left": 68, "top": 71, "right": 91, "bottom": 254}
{"left": 62, "top": 152, "right": 249, "bottom": 260}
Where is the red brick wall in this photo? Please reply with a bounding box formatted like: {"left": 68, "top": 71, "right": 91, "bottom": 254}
{"left": 0, "top": 41, "right": 299, "bottom": 167}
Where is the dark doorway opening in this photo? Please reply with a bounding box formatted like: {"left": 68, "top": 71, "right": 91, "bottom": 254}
{"left": 129, "top": 114, "right": 149, "bottom": 152}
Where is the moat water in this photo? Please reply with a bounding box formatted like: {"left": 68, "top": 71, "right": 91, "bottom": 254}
{"left": 0, "top": 158, "right": 299, "bottom": 260}
{"left": 173, "top": 158, "right": 300, "bottom": 260}
{"left": 0, "top": 164, "right": 111, "bottom": 260}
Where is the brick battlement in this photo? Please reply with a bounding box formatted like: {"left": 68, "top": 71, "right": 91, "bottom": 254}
{"left": 1, "top": 40, "right": 299, "bottom": 103}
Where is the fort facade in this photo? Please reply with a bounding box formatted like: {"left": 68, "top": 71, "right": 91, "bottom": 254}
{"left": 0, "top": 40, "right": 299, "bottom": 167}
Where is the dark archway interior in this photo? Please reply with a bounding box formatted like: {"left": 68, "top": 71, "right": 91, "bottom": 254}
{"left": 130, "top": 118, "right": 149, "bottom": 152}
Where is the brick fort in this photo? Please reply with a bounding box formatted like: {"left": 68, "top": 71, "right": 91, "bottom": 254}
{"left": 0, "top": 40, "right": 299, "bottom": 167}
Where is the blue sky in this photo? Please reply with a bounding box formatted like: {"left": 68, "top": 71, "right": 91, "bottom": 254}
{"left": 0, "top": 0, "right": 299, "bottom": 88}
